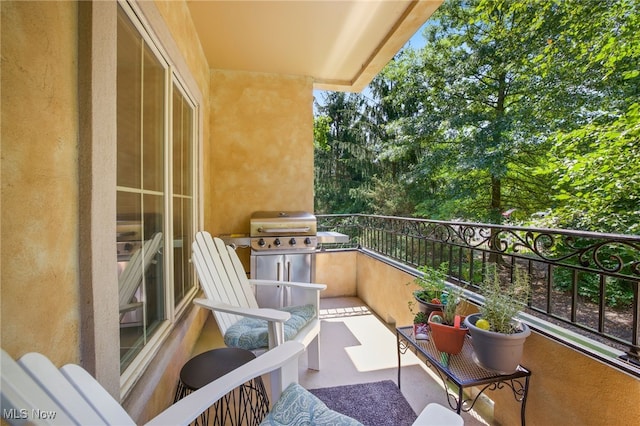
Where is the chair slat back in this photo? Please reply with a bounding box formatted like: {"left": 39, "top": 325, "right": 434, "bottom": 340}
{"left": 1, "top": 349, "right": 137, "bottom": 425}
{"left": 17, "top": 352, "right": 108, "bottom": 425}
{"left": 192, "top": 232, "right": 259, "bottom": 335}
{"left": 2, "top": 350, "right": 76, "bottom": 425}
{"left": 118, "top": 232, "right": 163, "bottom": 313}
{"left": 60, "top": 364, "right": 135, "bottom": 426}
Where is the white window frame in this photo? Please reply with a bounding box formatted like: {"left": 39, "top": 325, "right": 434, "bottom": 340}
{"left": 115, "top": 0, "right": 201, "bottom": 397}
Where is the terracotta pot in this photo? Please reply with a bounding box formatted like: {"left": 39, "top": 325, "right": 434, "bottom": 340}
{"left": 464, "top": 313, "right": 531, "bottom": 374}
{"left": 428, "top": 311, "right": 468, "bottom": 355}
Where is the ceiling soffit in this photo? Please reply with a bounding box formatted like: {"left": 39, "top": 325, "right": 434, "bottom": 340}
{"left": 186, "top": 1, "right": 442, "bottom": 92}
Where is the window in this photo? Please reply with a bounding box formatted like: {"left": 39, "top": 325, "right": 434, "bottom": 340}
{"left": 172, "top": 84, "right": 195, "bottom": 305}
{"left": 116, "top": 4, "right": 197, "bottom": 373}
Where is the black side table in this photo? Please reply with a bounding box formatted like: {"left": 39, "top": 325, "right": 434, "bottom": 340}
{"left": 174, "top": 347, "right": 270, "bottom": 426}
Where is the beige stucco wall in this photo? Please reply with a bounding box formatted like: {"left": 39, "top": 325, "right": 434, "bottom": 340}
{"left": 515, "top": 333, "right": 640, "bottom": 426}
{"left": 1, "top": 0, "right": 81, "bottom": 365}
{"left": 207, "top": 70, "right": 315, "bottom": 236}
{"left": 315, "top": 251, "right": 358, "bottom": 297}
{"left": 357, "top": 253, "right": 418, "bottom": 326}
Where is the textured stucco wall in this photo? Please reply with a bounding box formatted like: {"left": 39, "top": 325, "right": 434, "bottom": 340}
{"left": 511, "top": 333, "right": 640, "bottom": 426}
{"left": 315, "top": 251, "right": 358, "bottom": 297}
{"left": 1, "top": 0, "right": 80, "bottom": 364}
{"left": 357, "top": 253, "right": 417, "bottom": 326}
{"left": 207, "top": 70, "right": 314, "bottom": 237}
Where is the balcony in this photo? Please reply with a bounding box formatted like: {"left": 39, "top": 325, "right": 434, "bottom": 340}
{"left": 192, "top": 214, "right": 639, "bottom": 425}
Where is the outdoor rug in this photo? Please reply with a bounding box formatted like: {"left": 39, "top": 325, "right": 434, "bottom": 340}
{"left": 309, "top": 380, "right": 417, "bottom": 426}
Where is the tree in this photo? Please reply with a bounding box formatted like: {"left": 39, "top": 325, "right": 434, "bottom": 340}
{"left": 314, "top": 92, "right": 374, "bottom": 213}
{"left": 384, "top": 0, "right": 587, "bottom": 223}
{"left": 533, "top": 0, "right": 640, "bottom": 234}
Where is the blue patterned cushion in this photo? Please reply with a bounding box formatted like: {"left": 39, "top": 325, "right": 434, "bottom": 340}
{"left": 260, "top": 383, "right": 363, "bottom": 426}
{"left": 224, "top": 304, "right": 316, "bottom": 350}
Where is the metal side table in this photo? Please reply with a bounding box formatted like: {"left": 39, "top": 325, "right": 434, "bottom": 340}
{"left": 396, "top": 325, "right": 531, "bottom": 426}
{"left": 174, "top": 347, "right": 269, "bottom": 426}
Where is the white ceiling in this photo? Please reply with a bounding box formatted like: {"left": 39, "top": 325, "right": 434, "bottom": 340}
{"left": 186, "top": 1, "right": 442, "bottom": 92}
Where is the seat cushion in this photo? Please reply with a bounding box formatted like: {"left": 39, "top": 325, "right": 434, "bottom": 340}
{"left": 224, "top": 304, "right": 316, "bottom": 350}
{"left": 259, "top": 383, "right": 363, "bottom": 426}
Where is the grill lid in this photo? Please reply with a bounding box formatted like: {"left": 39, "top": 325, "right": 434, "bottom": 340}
{"left": 250, "top": 211, "right": 317, "bottom": 237}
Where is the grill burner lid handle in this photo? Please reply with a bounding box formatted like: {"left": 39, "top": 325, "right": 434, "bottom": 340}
{"left": 257, "top": 227, "right": 311, "bottom": 233}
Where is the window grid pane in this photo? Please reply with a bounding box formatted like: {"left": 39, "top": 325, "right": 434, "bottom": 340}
{"left": 117, "top": 6, "right": 166, "bottom": 373}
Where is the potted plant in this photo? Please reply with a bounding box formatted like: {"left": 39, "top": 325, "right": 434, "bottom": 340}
{"left": 412, "top": 311, "right": 430, "bottom": 340}
{"left": 410, "top": 263, "right": 448, "bottom": 316}
{"left": 464, "top": 265, "right": 531, "bottom": 374}
{"left": 428, "top": 286, "right": 469, "bottom": 355}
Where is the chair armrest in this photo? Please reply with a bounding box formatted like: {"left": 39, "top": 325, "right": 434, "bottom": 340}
{"left": 145, "top": 341, "right": 305, "bottom": 426}
{"left": 249, "top": 279, "right": 327, "bottom": 291}
{"left": 194, "top": 298, "right": 291, "bottom": 322}
{"left": 119, "top": 301, "right": 143, "bottom": 314}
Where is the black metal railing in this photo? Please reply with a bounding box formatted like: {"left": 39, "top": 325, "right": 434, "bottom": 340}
{"left": 316, "top": 214, "right": 640, "bottom": 370}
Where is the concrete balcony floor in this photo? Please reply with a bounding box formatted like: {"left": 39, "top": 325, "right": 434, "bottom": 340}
{"left": 193, "top": 296, "right": 489, "bottom": 425}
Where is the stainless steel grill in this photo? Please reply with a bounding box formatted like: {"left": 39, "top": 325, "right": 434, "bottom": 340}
{"left": 249, "top": 211, "right": 317, "bottom": 307}
{"left": 249, "top": 211, "right": 317, "bottom": 253}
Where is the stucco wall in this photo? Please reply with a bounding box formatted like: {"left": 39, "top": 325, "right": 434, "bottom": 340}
{"left": 357, "top": 253, "right": 418, "bottom": 326}
{"left": 315, "top": 251, "right": 358, "bottom": 297}
{"left": 1, "top": 0, "right": 81, "bottom": 365}
{"left": 207, "top": 70, "right": 314, "bottom": 236}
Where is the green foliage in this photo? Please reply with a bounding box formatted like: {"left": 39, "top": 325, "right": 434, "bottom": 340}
{"left": 411, "top": 263, "right": 449, "bottom": 302}
{"left": 479, "top": 265, "right": 531, "bottom": 334}
{"left": 537, "top": 104, "right": 640, "bottom": 234}
{"left": 313, "top": 92, "right": 375, "bottom": 213}
{"left": 413, "top": 311, "right": 430, "bottom": 324}
{"left": 553, "top": 267, "right": 635, "bottom": 309}
{"left": 441, "top": 286, "right": 466, "bottom": 326}
{"left": 313, "top": 115, "right": 332, "bottom": 151}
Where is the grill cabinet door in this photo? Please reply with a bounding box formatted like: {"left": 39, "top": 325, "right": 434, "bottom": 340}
{"left": 252, "top": 253, "right": 312, "bottom": 308}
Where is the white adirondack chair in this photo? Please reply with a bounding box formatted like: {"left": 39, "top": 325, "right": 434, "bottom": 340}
{"left": 0, "top": 342, "right": 304, "bottom": 426}
{"left": 0, "top": 343, "right": 464, "bottom": 426}
{"left": 191, "top": 231, "right": 326, "bottom": 370}
{"left": 118, "top": 232, "right": 163, "bottom": 319}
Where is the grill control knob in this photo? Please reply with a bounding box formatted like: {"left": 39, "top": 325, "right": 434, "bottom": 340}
{"left": 274, "top": 238, "right": 281, "bottom": 247}
{"left": 304, "top": 237, "right": 312, "bottom": 245}
{"left": 258, "top": 238, "right": 265, "bottom": 247}
{"left": 289, "top": 238, "right": 297, "bottom": 246}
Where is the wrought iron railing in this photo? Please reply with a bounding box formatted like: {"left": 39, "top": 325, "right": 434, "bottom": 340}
{"left": 316, "top": 214, "right": 640, "bottom": 371}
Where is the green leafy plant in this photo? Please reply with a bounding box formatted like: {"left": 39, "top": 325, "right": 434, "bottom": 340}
{"left": 440, "top": 286, "right": 466, "bottom": 326}
{"left": 479, "top": 265, "right": 531, "bottom": 334}
{"left": 411, "top": 263, "right": 448, "bottom": 304}
{"left": 413, "top": 311, "right": 429, "bottom": 324}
